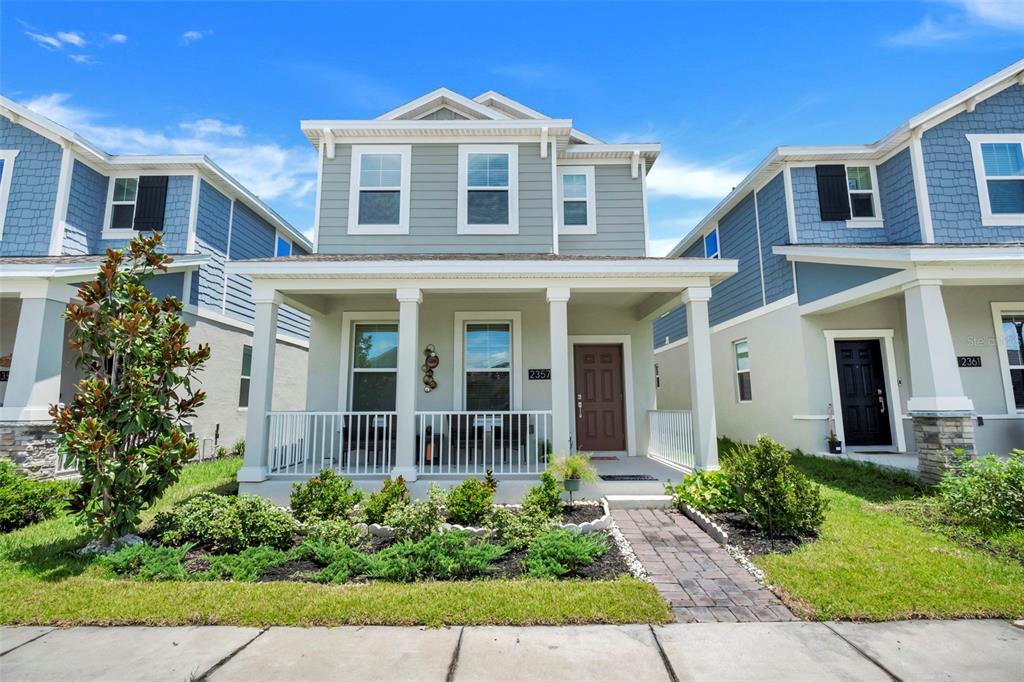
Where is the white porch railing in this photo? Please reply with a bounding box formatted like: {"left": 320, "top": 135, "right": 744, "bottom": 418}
{"left": 267, "top": 411, "right": 396, "bottom": 476}
{"left": 416, "top": 411, "right": 552, "bottom": 475}
{"left": 647, "top": 409, "right": 694, "bottom": 470}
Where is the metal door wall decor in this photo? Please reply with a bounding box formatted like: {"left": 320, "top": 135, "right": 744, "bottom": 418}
{"left": 422, "top": 344, "right": 439, "bottom": 392}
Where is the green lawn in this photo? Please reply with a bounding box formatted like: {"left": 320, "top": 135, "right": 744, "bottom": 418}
{"left": 754, "top": 453, "right": 1024, "bottom": 621}
{"left": 0, "top": 458, "right": 670, "bottom": 627}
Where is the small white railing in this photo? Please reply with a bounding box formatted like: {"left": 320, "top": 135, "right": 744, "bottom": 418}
{"left": 267, "top": 411, "right": 396, "bottom": 476}
{"left": 416, "top": 411, "right": 552, "bottom": 476}
{"left": 648, "top": 409, "right": 694, "bottom": 470}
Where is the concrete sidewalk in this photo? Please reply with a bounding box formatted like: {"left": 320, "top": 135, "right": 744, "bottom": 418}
{"left": 2, "top": 620, "right": 1022, "bottom": 681}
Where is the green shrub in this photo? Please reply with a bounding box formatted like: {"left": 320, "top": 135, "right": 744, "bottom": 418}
{"left": 382, "top": 484, "right": 446, "bottom": 541}
{"left": 724, "top": 435, "right": 827, "bottom": 537}
{"left": 362, "top": 477, "right": 409, "bottom": 525}
{"left": 522, "top": 471, "right": 563, "bottom": 520}
{"left": 548, "top": 453, "right": 599, "bottom": 483}
{"left": 487, "top": 506, "right": 557, "bottom": 551}
{"left": 314, "top": 545, "right": 374, "bottom": 584}
{"left": 939, "top": 449, "right": 1024, "bottom": 532}
{"left": 100, "top": 543, "right": 189, "bottom": 581}
{"left": 301, "top": 517, "right": 365, "bottom": 547}
{"left": 198, "top": 546, "right": 289, "bottom": 582}
{"left": 665, "top": 469, "right": 738, "bottom": 514}
{"left": 0, "top": 461, "right": 71, "bottom": 532}
{"left": 446, "top": 478, "right": 494, "bottom": 526}
{"left": 230, "top": 439, "right": 246, "bottom": 458}
{"left": 367, "top": 532, "right": 505, "bottom": 581}
{"left": 524, "top": 529, "right": 607, "bottom": 578}
{"left": 290, "top": 470, "right": 364, "bottom": 522}
{"left": 152, "top": 493, "right": 296, "bottom": 552}
{"left": 482, "top": 469, "right": 498, "bottom": 493}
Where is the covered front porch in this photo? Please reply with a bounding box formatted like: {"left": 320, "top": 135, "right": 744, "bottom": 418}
{"left": 230, "top": 254, "right": 736, "bottom": 497}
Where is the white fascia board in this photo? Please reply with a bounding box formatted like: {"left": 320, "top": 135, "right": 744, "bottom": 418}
{"left": 906, "top": 58, "right": 1024, "bottom": 130}
{"left": 473, "top": 91, "right": 550, "bottom": 120}
{"left": 774, "top": 244, "right": 1024, "bottom": 267}
{"left": 568, "top": 129, "right": 605, "bottom": 145}
{"left": 0, "top": 95, "right": 108, "bottom": 162}
{"left": 562, "top": 143, "right": 660, "bottom": 165}
{"left": 376, "top": 87, "right": 510, "bottom": 121}
{"left": 227, "top": 257, "right": 738, "bottom": 281}
{"left": 0, "top": 254, "right": 209, "bottom": 281}
{"left": 302, "top": 118, "right": 574, "bottom": 136}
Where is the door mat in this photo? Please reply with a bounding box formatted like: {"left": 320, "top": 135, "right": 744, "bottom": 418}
{"left": 598, "top": 474, "right": 658, "bottom": 481}
{"left": 589, "top": 456, "right": 620, "bottom": 461}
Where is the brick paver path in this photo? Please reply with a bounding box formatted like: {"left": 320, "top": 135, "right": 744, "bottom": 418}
{"left": 614, "top": 508, "right": 796, "bottom": 623}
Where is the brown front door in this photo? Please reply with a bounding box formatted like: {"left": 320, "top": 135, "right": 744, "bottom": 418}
{"left": 573, "top": 344, "right": 626, "bottom": 451}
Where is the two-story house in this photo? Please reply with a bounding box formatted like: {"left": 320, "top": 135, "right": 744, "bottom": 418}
{"left": 0, "top": 97, "right": 313, "bottom": 475}
{"left": 229, "top": 88, "right": 736, "bottom": 501}
{"left": 655, "top": 60, "right": 1024, "bottom": 482}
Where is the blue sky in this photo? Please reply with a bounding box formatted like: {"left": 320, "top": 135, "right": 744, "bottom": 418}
{"left": 3, "top": 1, "right": 1023, "bottom": 253}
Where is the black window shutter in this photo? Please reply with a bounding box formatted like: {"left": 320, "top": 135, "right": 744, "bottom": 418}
{"left": 815, "top": 165, "right": 851, "bottom": 221}
{"left": 133, "top": 176, "right": 169, "bottom": 231}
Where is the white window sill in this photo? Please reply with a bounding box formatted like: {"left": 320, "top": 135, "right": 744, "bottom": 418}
{"left": 980, "top": 214, "right": 1024, "bottom": 226}
{"left": 237, "top": 407, "right": 248, "bottom": 413}
{"left": 101, "top": 229, "right": 135, "bottom": 240}
{"left": 457, "top": 224, "right": 519, "bottom": 235}
{"left": 347, "top": 224, "right": 409, "bottom": 235}
{"left": 845, "top": 219, "right": 884, "bottom": 229}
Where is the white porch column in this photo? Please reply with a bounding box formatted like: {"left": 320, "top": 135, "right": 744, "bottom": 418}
{"left": 902, "top": 280, "right": 973, "bottom": 412}
{"left": 239, "top": 292, "right": 280, "bottom": 482}
{"left": 305, "top": 309, "right": 343, "bottom": 411}
{"left": 393, "top": 287, "right": 421, "bottom": 480}
{"left": 683, "top": 286, "right": 719, "bottom": 470}
{"left": 547, "top": 287, "right": 572, "bottom": 455}
{"left": 0, "top": 281, "right": 73, "bottom": 422}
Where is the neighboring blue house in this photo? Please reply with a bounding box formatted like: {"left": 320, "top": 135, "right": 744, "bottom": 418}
{"left": 0, "top": 97, "right": 313, "bottom": 475}
{"left": 655, "top": 60, "right": 1024, "bottom": 482}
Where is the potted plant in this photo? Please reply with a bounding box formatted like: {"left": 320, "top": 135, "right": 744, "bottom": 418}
{"left": 826, "top": 431, "right": 842, "bottom": 454}
{"left": 549, "top": 453, "right": 599, "bottom": 503}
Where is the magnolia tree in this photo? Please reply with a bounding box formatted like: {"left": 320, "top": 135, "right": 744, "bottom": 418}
{"left": 50, "top": 234, "right": 210, "bottom": 544}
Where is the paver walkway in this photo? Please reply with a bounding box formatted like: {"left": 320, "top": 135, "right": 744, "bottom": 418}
{"left": 613, "top": 508, "right": 796, "bottom": 623}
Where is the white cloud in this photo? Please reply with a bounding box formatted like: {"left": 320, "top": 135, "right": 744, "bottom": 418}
{"left": 69, "top": 54, "right": 97, "bottom": 64}
{"left": 887, "top": 0, "right": 1024, "bottom": 46}
{"left": 954, "top": 0, "right": 1024, "bottom": 29}
{"left": 108, "top": 33, "right": 128, "bottom": 44}
{"left": 886, "top": 17, "right": 965, "bottom": 47}
{"left": 646, "top": 156, "right": 745, "bottom": 201}
{"left": 21, "top": 93, "right": 316, "bottom": 203}
{"left": 56, "top": 31, "right": 86, "bottom": 47}
{"left": 181, "top": 30, "right": 211, "bottom": 45}
{"left": 25, "top": 31, "right": 62, "bottom": 49}
{"left": 180, "top": 119, "right": 245, "bottom": 137}
{"left": 648, "top": 237, "right": 681, "bottom": 257}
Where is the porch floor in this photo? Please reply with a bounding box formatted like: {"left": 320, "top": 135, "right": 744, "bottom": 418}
{"left": 242, "top": 455, "right": 686, "bottom": 506}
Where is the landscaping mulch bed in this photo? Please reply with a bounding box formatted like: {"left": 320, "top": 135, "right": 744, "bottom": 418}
{"left": 259, "top": 559, "right": 322, "bottom": 582}
{"left": 488, "top": 533, "right": 629, "bottom": 580}
{"left": 560, "top": 503, "right": 604, "bottom": 525}
{"left": 708, "top": 511, "right": 816, "bottom": 556}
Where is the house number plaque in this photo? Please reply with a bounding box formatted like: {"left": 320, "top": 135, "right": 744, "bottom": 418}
{"left": 528, "top": 369, "right": 551, "bottom": 380}
{"left": 957, "top": 356, "right": 982, "bottom": 368}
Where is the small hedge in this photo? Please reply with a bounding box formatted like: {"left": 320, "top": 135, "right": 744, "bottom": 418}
{"left": 0, "top": 461, "right": 72, "bottom": 532}
{"left": 524, "top": 529, "right": 607, "bottom": 578}
{"left": 665, "top": 469, "right": 737, "bottom": 514}
{"left": 290, "top": 470, "right": 364, "bottom": 522}
{"left": 362, "top": 477, "right": 409, "bottom": 525}
{"left": 939, "top": 449, "right": 1024, "bottom": 532}
{"left": 446, "top": 478, "right": 494, "bottom": 526}
{"left": 152, "top": 492, "right": 296, "bottom": 552}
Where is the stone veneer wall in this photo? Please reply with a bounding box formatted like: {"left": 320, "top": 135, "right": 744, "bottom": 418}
{"left": 913, "top": 414, "right": 976, "bottom": 485}
{"left": 0, "top": 422, "right": 63, "bottom": 480}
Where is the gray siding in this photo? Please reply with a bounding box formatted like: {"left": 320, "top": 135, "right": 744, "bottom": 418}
{"left": 795, "top": 262, "right": 901, "bottom": 304}
{"left": 559, "top": 164, "right": 646, "bottom": 256}
{"left": 318, "top": 143, "right": 554, "bottom": 254}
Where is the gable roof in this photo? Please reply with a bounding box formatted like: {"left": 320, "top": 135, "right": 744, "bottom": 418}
{"left": 0, "top": 96, "right": 312, "bottom": 252}
{"left": 376, "top": 87, "right": 511, "bottom": 121}
{"left": 668, "top": 58, "right": 1024, "bottom": 258}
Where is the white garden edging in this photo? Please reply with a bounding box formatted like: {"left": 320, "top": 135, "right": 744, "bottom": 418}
{"left": 678, "top": 503, "right": 730, "bottom": 544}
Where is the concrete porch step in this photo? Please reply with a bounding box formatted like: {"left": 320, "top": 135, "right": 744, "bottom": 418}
{"left": 604, "top": 494, "right": 673, "bottom": 510}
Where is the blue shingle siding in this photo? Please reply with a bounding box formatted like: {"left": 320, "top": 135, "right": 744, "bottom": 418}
{"left": 708, "top": 194, "right": 761, "bottom": 326}
{"left": 876, "top": 148, "right": 921, "bottom": 244}
{"left": 223, "top": 201, "right": 273, "bottom": 323}
{"left": 195, "top": 180, "right": 230, "bottom": 252}
{"left": 792, "top": 166, "right": 889, "bottom": 244}
{"left": 96, "top": 175, "right": 194, "bottom": 253}
{"left": 795, "top": 262, "right": 902, "bottom": 304}
{"left": 755, "top": 173, "right": 794, "bottom": 304}
{"left": 189, "top": 237, "right": 226, "bottom": 310}
{"left": 922, "top": 83, "right": 1024, "bottom": 242}
{"left": 0, "top": 119, "right": 62, "bottom": 256}
{"left": 147, "top": 272, "right": 185, "bottom": 301}
{"left": 63, "top": 160, "right": 109, "bottom": 255}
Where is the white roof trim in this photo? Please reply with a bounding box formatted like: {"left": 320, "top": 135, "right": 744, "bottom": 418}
{"left": 774, "top": 244, "right": 1024, "bottom": 267}
{"left": 0, "top": 254, "right": 209, "bottom": 281}
{"left": 0, "top": 96, "right": 311, "bottom": 253}
{"left": 376, "top": 88, "right": 510, "bottom": 121}
{"left": 667, "top": 58, "right": 1024, "bottom": 258}
{"left": 473, "top": 91, "right": 550, "bottom": 120}
{"left": 227, "top": 256, "right": 737, "bottom": 283}
{"left": 563, "top": 143, "right": 660, "bottom": 163}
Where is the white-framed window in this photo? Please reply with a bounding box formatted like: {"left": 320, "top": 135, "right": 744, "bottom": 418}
{"left": 275, "top": 234, "right": 292, "bottom": 257}
{"left": 703, "top": 227, "right": 720, "bottom": 259}
{"left": 734, "top": 339, "right": 751, "bottom": 403}
{"left": 109, "top": 176, "right": 139, "bottom": 230}
{"left": 463, "top": 321, "right": 512, "bottom": 410}
{"left": 350, "top": 323, "right": 399, "bottom": 411}
{"left": 238, "top": 345, "right": 252, "bottom": 408}
{"left": 557, "top": 165, "right": 596, "bottom": 234}
{"left": 457, "top": 144, "right": 519, "bottom": 235}
{"left": 347, "top": 145, "right": 412, "bottom": 235}
{"left": 993, "top": 305, "right": 1024, "bottom": 413}
{"left": 845, "top": 165, "right": 883, "bottom": 227}
{"left": 968, "top": 134, "right": 1024, "bottom": 226}
{"left": 0, "top": 150, "right": 19, "bottom": 238}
